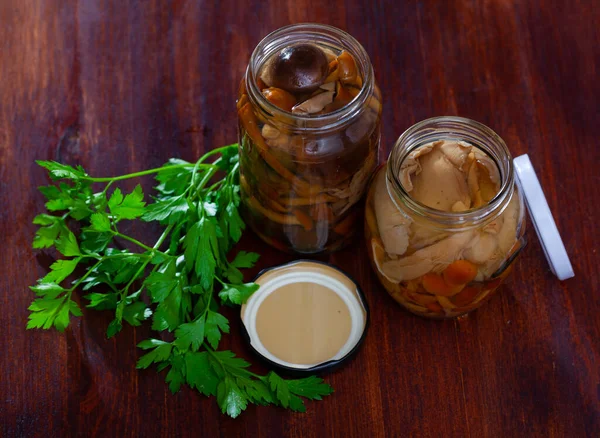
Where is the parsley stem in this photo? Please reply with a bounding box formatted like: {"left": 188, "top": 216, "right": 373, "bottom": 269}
{"left": 204, "top": 345, "right": 227, "bottom": 374}
{"left": 197, "top": 144, "right": 238, "bottom": 163}
{"left": 154, "top": 223, "right": 175, "bottom": 249}
{"left": 81, "top": 253, "right": 151, "bottom": 260}
{"left": 191, "top": 166, "right": 220, "bottom": 201}
{"left": 69, "top": 259, "right": 104, "bottom": 293}
{"left": 118, "top": 224, "right": 175, "bottom": 301}
{"left": 205, "top": 180, "right": 224, "bottom": 193}
{"left": 113, "top": 232, "right": 169, "bottom": 257}
{"left": 83, "top": 163, "right": 216, "bottom": 182}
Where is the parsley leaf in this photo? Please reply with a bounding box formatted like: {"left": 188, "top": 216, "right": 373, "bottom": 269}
{"left": 36, "top": 160, "right": 87, "bottom": 180}
{"left": 90, "top": 212, "right": 111, "bottom": 232}
{"left": 136, "top": 340, "right": 173, "bottom": 369}
{"left": 84, "top": 292, "right": 119, "bottom": 310}
{"left": 268, "top": 372, "right": 291, "bottom": 408}
{"left": 152, "top": 284, "right": 182, "bottom": 331}
{"left": 185, "top": 351, "right": 219, "bottom": 396}
{"left": 142, "top": 194, "right": 189, "bottom": 224}
{"left": 174, "top": 316, "right": 205, "bottom": 351}
{"left": 184, "top": 217, "right": 219, "bottom": 290}
{"left": 30, "top": 282, "right": 65, "bottom": 299}
{"left": 108, "top": 185, "right": 146, "bottom": 220}
{"left": 217, "top": 377, "right": 248, "bottom": 418}
{"left": 27, "top": 297, "right": 81, "bottom": 332}
{"left": 122, "top": 301, "right": 151, "bottom": 327}
{"left": 230, "top": 251, "right": 260, "bottom": 269}
{"left": 288, "top": 375, "right": 334, "bottom": 400}
{"left": 55, "top": 229, "right": 81, "bottom": 256}
{"left": 205, "top": 310, "right": 230, "bottom": 349}
{"left": 32, "top": 214, "right": 65, "bottom": 249}
{"left": 42, "top": 257, "right": 81, "bottom": 284}
{"left": 218, "top": 282, "right": 259, "bottom": 306}
{"left": 166, "top": 354, "right": 186, "bottom": 393}
{"left": 144, "top": 261, "right": 178, "bottom": 303}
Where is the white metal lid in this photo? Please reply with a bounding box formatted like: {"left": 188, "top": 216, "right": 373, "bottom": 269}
{"left": 513, "top": 154, "right": 574, "bottom": 280}
{"left": 241, "top": 260, "right": 368, "bottom": 370}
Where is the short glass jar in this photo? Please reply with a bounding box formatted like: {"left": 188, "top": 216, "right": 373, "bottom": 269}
{"left": 365, "top": 117, "right": 526, "bottom": 318}
{"left": 237, "top": 23, "right": 381, "bottom": 253}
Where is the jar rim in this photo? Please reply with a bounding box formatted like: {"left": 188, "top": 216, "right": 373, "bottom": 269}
{"left": 245, "top": 23, "right": 374, "bottom": 131}
{"left": 386, "top": 116, "right": 516, "bottom": 229}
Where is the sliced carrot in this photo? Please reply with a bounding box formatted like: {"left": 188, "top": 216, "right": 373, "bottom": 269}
{"left": 333, "top": 210, "right": 358, "bottom": 236}
{"left": 422, "top": 273, "right": 464, "bottom": 296}
{"left": 324, "top": 60, "right": 339, "bottom": 83}
{"left": 280, "top": 194, "right": 336, "bottom": 206}
{"left": 346, "top": 86, "right": 360, "bottom": 98}
{"left": 262, "top": 87, "right": 297, "bottom": 112}
{"left": 451, "top": 285, "right": 481, "bottom": 307}
{"left": 442, "top": 260, "right": 479, "bottom": 286}
{"left": 337, "top": 51, "right": 358, "bottom": 84}
{"left": 436, "top": 296, "right": 457, "bottom": 310}
{"left": 246, "top": 195, "right": 300, "bottom": 226}
{"left": 292, "top": 209, "right": 314, "bottom": 231}
{"left": 425, "top": 301, "right": 443, "bottom": 313}
{"left": 238, "top": 103, "right": 268, "bottom": 149}
{"left": 484, "top": 277, "right": 503, "bottom": 291}
{"left": 261, "top": 234, "right": 290, "bottom": 252}
{"left": 238, "top": 79, "right": 247, "bottom": 97}
{"left": 407, "top": 292, "right": 437, "bottom": 306}
{"left": 367, "top": 94, "right": 382, "bottom": 114}
{"left": 236, "top": 93, "right": 249, "bottom": 110}
{"left": 256, "top": 77, "right": 267, "bottom": 91}
{"left": 263, "top": 197, "right": 289, "bottom": 214}
{"left": 238, "top": 103, "right": 315, "bottom": 196}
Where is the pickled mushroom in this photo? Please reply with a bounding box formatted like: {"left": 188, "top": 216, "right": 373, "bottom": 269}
{"left": 402, "top": 140, "right": 473, "bottom": 211}
{"left": 328, "top": 149, "right": 376, "bottom": 215}
{"left": 473, "top": 193, "right": 520, "bottom": 277}
{"left": 263, "top": 44, "right": 329, "bottom": 94}
{"left": 320, "top": 81, "right": 336, "bottom": 91}
{"left": 468, "top": 148, "right": 501, "bottom": 207}
{"left": 261, "top": 124, "right": 290, "bottom": 150}
{"left": 381, "top": 230, "right": 477, "bottom": 282}
{"left": 372, "top": 169, "right": 410, "bottom": 255}
{"left": 371, "top": 237, "right": 401, "bottom": 285}
{"left": 292, "top": 91, "right": 335, "bottom": 114}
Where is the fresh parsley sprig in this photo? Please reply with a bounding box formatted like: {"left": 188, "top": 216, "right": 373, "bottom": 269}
{"left": 28, "top": 144, "right": 333, "bottom": 417}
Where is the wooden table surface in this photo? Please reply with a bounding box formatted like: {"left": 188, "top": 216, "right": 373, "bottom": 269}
{"left": 1, "top": 1, "right": 599, "bottom": 437}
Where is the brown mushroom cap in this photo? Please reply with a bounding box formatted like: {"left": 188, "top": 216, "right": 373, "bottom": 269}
{"left": 268, "top": 44, "right": 329, "bottom": 94}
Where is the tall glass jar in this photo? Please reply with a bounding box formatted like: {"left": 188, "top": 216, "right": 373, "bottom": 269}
{"left": 365, "top": 117, "right": 526, "bottom": 318}
{"left": 237, "top": 24, "right": 381, "bottom": 253}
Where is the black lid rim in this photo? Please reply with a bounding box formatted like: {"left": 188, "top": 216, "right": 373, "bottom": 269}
{"left": 240, "top": 259, "right": 370, "bottom": 376}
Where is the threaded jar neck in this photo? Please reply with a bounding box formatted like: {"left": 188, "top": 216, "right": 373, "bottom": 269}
{"left": 245, "top": 23, "right": 374, "bottom": 133}
{"left": 386, "top": 116, "right": 515, "bottom": 230}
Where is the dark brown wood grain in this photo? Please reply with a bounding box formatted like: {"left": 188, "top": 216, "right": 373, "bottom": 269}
{"left": 1, "top": 1, "right": 599, "bottom": 436}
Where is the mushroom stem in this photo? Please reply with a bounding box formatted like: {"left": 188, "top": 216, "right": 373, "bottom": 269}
{"left": 238, "top": 102, "right": 315, "bottom": 196}
{"left": 279, "top": 194, "right": 337, "bottom": 206}
{"left": 246, "top": 194, "right": 301, "bottom": 226}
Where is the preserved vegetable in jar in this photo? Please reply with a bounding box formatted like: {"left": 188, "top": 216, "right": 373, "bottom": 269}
{"left": 237, "top": 24, "right": 382, "bottom": 253}
{"left": 365, "top": 117, "right": 526, "bottom": 318}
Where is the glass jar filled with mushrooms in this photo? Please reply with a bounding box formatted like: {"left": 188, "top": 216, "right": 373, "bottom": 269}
{"left": 237, "top": 24, "right": 381, "bottom": 253}
{"left": 365, "top": 117, "right": 526, "bottom": 318}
